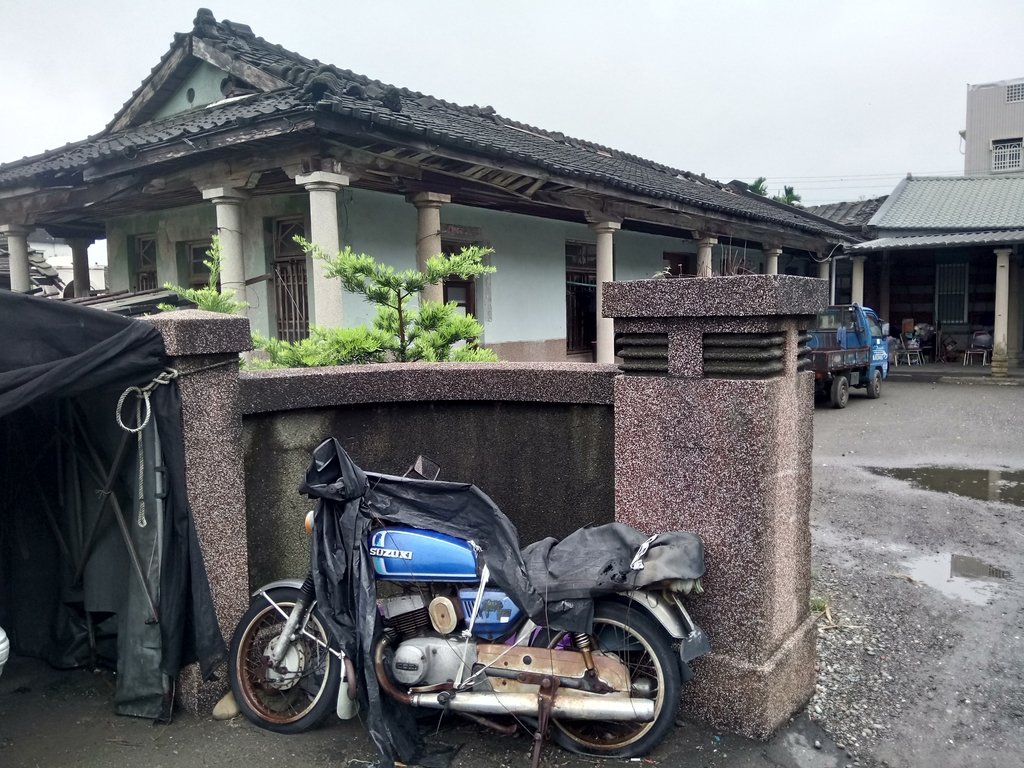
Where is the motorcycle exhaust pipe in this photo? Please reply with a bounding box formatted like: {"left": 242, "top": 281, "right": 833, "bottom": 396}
{"left": 373, "top": 636, "right": 654, "bottom": 722}
{"left": 408, "top": 691, "right": 656, "bottom": 722}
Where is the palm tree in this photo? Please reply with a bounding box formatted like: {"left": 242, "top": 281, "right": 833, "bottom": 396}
{"left": 749, "top": 176, "right": 769, "bottom": 196}
{"left": 772, "top": 185, "right": 803, "bottom": 206}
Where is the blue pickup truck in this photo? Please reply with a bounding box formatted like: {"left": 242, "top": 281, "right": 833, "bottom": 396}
{"left": 806, "top": 304, "right": 889, "bottom": 408}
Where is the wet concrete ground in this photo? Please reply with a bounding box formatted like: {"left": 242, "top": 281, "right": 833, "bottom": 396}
{"left": 1, "top": 378, "right": 1022, "bottom": 768}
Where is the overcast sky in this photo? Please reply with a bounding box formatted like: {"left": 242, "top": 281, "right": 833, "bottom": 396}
{"left": 2, "top": 0, "right": 1023, "bottom": 206}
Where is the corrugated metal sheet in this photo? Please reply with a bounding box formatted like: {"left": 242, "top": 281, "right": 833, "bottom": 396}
{"left": 868, "top": 175, "right": 1024, "bottom": 230}
{"left": 849, "top": 229, "right": 1024, "bottom": 252}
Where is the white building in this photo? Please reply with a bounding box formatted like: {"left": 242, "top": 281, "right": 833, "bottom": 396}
{"left": 962, "top": 77, "right": 1024, "bottom": 175}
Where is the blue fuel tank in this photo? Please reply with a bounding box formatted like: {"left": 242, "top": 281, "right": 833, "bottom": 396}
{"left": 369, "top": 527, "right": 479, "bottom": 582}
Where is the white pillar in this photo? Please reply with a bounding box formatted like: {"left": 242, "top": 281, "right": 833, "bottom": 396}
{"left": 697, "top": 235, "right": 717, "bottom": 278}
{"left": 817, "top": 255, "right": 830, "bottom": 281}
{"left": 764, "top": 246, "right": 782, "bottom": 276}
{"left": 408, "top": 191, "right": 451, "bottom": 305}
{"left": 68, "top": 237, "right": 94, "bottom": 297}
{"left": 296, "top": 171, "right": 350, "bottom": 328}
{"left": 1, "top": 225, "right": 32, "bottom": 293}
{"left": 591, "top": 221, "right": 620, "bottom": 364}
{"left": 993, "top": 247, "right": 1012, "bottom": 378}
{"left": 879, "top": 253, "right": 891, "bottom": 322}
{"left": 200, "top": 187, "right": 248, "bottom": 306}
{"left": 851, "top": 255, "right": 866, "bottom": 306}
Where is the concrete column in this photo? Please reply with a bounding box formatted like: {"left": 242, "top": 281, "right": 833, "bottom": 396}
{"left": 605, "top": 274, "right": 827, "bottom": 737}
{"left": 1008, "top": 254, "right": 1021, "bottom": 367}
{"left": 200, "top": 187, "right": 248, "bottom": 304}
{"left": 296, "top": 171, "right": 350, "bottom": 328}
{"left": 817, "top": 255, "right": 830, "bottom": 281}
{"left": 764, "top": 246, "right": 782, "bottom": 276}
{"left": 992, "top": 247, "right": 1012, "bottom": 378}
{"left": 68, "top": 237, "right": 94, "bottom": 297}
{"left": 697, "top": 235, "right": 717, "bottom": 278}
{"left": 879, "top": 253, "right": 891, "bottom": 322}
{"left": 143, "top": 309, "right": 251, "bottom": 715}
{"left": 408, "top": 192, "right": 451, "bottom": 306}
{"left": 591, "top": 221, "right": 620, "bottom": 364}
{"left": 850, "top": 255, "right": 866, "bottom": 305}
{"left": 0, "top": 225, "right": 32, "bottom": 292}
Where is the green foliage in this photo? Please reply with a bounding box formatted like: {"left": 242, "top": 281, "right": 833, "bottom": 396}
{"left": 749, "top": 176, "right": 769, "bottom": 196}
{"left": 159, "top": 236, "right": 248, "bottom": 314}
{"left": 298, "top": 237, "right": 497, "bottom": 363}
{"left": 772, "top": 184, "right": 803, "bottom": 206}
{"left": 249, "top": 325, "right": 393, "bottom": 368}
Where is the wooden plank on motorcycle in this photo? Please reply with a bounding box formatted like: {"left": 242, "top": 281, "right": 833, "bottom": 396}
{"left": 475, "top": 645, "right": 629, "bottom": 693}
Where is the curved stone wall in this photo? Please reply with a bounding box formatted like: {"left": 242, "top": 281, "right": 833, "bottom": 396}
{"left": 238, "top": 363, "right": 617, "bottom": 586}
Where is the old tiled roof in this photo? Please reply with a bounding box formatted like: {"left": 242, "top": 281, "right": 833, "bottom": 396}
{"left": 0, "top": 9, "right": 852, "bottom": 242}
{"left": 868, "top": 175, "right": 1024, "bottom": 231}
{"left": 806, "top": 197, "right": 887, "bottom": 230}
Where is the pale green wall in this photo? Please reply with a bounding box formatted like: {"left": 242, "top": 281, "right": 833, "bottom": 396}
{"left": 152, "top": 62, "right": 229, "bottom": 120}
{"left": 106, "top": 187, "right": 707, "bottom": 345}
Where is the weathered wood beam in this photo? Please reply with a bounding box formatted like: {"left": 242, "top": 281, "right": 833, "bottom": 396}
{"left": 80, "top": 117, "right": 317, "bottom": 181}
{"left": 109, "top": 43, "right": 194, "bottom": 132}
{"left": 191, "top": 38, "right": 292, "bottom": 93}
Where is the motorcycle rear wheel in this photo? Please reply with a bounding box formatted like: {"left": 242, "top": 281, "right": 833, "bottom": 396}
{"left": 229, "top": 586, "right": 342, "bottom": 734}
{"left": 540, "top": 601, "right": 682, "bottom": 758}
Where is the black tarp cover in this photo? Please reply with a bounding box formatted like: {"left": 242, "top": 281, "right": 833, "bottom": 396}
{"left": 303, "top": 438, "right": 704, "bottom": 767}
{"left": 0, "top": 291, "right": 225, "bottom": 682}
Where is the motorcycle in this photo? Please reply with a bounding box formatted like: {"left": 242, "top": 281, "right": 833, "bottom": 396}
{"left": 228, "top": 439, "right": 709, "bottom": 766}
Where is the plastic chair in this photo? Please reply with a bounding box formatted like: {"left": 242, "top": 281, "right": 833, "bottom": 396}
{"left": 963, "top": 331, "right": 992, "bottom": 366}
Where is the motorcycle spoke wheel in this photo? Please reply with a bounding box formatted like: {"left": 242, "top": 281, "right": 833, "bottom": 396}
{"left": 229, "top": 587, "right": 341, "bottom": 734}
{"left": 543, "top": 602, "right": 681, "bottom": 758}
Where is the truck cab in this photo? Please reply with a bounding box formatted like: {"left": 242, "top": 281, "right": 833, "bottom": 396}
{"left": 807, "top": 304, "right": 889, "bottom": 408}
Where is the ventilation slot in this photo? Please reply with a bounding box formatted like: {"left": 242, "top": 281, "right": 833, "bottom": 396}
{"left": 615, "top": 333, "right": 668, "bottom": 374}
{"left": 703, "top": 332, "right": 790, "bottom": 379}
{"left": 796, "top": 332, "right": 812, "bottom": 371}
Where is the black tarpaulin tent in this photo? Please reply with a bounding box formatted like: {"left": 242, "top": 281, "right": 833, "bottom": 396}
{"left": 0, "top": 290, "right": 224, "bottom": 717}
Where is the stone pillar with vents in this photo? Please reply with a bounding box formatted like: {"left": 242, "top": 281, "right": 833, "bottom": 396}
{"left": 67, "top": 237, "right": 95, "bottom": 297}
{"left": 591, "top": 221, "right": 620, "bottom": 364}
{"left": 408, "top": 191, "right": 451, "bottom": 305}
{"left": 1, "top": 225, "right": 32, "bottom": 292}
{"left": 764, "top": 246, "right": 782, "bottom": 276}
{"left": 992, "top": 247, "right": 1012, "bottom": 378}
{"left": 200, "top": 187, "right": 248, "bottom": 307}
{"left": 605, "top": 274, "right": 827, "bottom": 738}
{"left": 696, "top": 235, "right": 717, "bottom": 278}
{"left": 850, "top": 255, "right": 866, "bottom": 305}
{"left": 296, "top": 171, "right": 349, "bottom": 327}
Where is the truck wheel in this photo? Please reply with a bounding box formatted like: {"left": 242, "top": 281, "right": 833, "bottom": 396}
{"left": 830, "top": 375, "right": 850, "bottom": 409}
{"left": 866, "top": 369, "right": 882, "bottom": 399}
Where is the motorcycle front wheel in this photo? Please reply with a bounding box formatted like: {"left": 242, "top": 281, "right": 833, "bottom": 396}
{"left": 541, "top": 601, "right": 682, "bottom": 758}
{"left": 229, "top": 586, "right": 342, "bottom": 734}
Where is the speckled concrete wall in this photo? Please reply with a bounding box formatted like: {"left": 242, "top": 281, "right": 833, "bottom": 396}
{"left": 145, "top": 309, "right": 252, "bottom": 714}
{"left": 606, "top": 274, "right": 827, "bottom": 738}
{"left": 238, "top": 363, "right": 617, "bottom": 586}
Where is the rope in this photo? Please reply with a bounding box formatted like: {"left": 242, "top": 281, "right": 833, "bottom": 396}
{"left": 116, "top": 368, "right": 179, "bottom": 528}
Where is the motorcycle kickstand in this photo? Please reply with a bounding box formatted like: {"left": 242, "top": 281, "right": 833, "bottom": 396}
{"left": 529, "top": 676, "right": 559, "bottom": 768}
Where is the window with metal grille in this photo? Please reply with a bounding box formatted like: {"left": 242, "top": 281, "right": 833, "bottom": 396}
{"left": 566, "top": 241, "right": 598, "bottom": 355}
{"left": 187, "top": 241, "right": 214, "bottom": 288}
{"left": 273, "top": 217, "right": 309, "bottom": 341}
{"left": 1007, "top": 83, "right": 1024, "bottom": 103}
{"left": 992, "top": 138, "right": 1022, "bottom": 171}
{"left": 132, "top": 235, "right": 157, "bottom": 291}
{"left": 935, "top": 263, "right": 968, "bottom": 324}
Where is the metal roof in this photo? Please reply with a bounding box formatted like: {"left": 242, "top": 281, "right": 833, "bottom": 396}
{"left": 849, "top": 229, "right": 1024, "bottom": 252}
{"left": 868, "top": 175, "right": 1024, "bottom": 231}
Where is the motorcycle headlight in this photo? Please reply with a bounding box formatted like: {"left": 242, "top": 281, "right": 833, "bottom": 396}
{"left": 304, "top": 509, "right": 316, "bottom": 535}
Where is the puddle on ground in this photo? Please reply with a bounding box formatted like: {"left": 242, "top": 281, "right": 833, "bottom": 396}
{"left": 901, "top": 553, "right": 1011, "bottom": 605}
{"left": 868, "top": 466, "right": 1024, "bottom": 506}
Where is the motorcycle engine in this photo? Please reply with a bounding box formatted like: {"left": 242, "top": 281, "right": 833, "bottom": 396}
{"left": 379, "top": 590, "right": 477, "bottom": 687}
